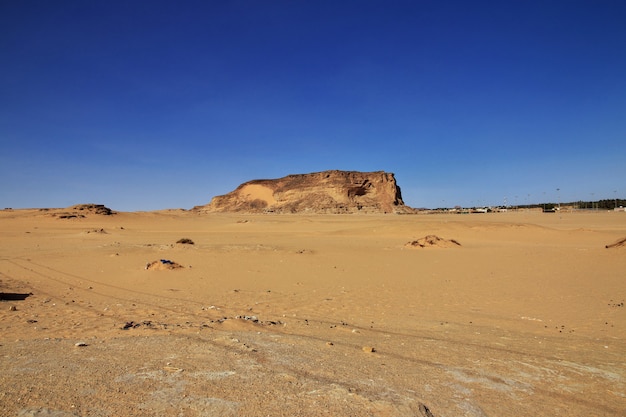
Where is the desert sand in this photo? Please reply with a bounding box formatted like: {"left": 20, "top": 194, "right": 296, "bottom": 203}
{"left": 1, "top": 208, "right": 625, "bottom": 416}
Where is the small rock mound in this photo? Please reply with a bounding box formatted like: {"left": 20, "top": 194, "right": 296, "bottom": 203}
{"left": 145, "top": 259, "right": 185, "bottom": 270}
{"left": 606, "top": 237, "right": 626, "bottom": 249}
{"left": 52, "top": 204, "right": 115, "bottom": 219}
{"left": 406, "top": 235, "right": 461, "bottom": 248}
{"left": 85, "top": 228, "right": 107, "bottom": 234}
{"left": 69, "top": 204, "right": 115, "bottom": 215}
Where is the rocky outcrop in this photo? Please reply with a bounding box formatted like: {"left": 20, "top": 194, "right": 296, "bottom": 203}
{"left": 194, "top": 170, "right": 415, "bottom": 214}
{"left": 69, "top": 204, "right": 115, "bottom": 215}
{"left": 49, "top": 204, "right": 116, "bottom": 219}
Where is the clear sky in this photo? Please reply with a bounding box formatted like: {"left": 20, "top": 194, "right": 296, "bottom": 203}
{"left": 1, "top": 1, "right": 625, "bottom": 210}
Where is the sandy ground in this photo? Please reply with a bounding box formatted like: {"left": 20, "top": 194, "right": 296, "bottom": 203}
{"left": 1, "top": 208, "right": 625, "bottom": 416}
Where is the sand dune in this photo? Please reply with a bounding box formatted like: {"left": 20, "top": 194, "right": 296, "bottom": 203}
{"left": 1, "top": 208, "right": 625, "bottom": 416}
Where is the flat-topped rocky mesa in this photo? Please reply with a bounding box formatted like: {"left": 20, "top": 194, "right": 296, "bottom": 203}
{"left": 194, "top": 170, "right": 415, "bottom": 214}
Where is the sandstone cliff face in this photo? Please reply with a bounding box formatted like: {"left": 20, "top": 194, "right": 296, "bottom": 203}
{"left": 194, "top": 170, "right": 414, "bottom": 214}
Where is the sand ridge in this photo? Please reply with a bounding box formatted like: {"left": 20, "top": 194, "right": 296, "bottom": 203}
{"left": 1, "top": 208, "right": 625, "bottom": 416}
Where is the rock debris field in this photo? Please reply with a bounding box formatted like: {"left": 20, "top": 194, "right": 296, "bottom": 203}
{"left": 1, "top": 207, "right": 625, "bottom": 416}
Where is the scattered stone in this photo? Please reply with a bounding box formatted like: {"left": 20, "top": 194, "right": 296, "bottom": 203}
{"left": 235, "top": 315, "right": 259, "bottom": 323}
{"left": 326, "top": 341, "right": 334, "bottom": 346}
{"left": 9, "top": 305, "right": 17, "bottom": 311}
{"left": 362, "top": 346, "right": 376, "bottom": 353}
{"left": 122, "top": 321, "right": 139, "bottom": 330}
{"left": 176, "top": 238, "right": 194, "bottom": 245}
{"left": 74, "top": 342, "right": 88, "bottom": 347}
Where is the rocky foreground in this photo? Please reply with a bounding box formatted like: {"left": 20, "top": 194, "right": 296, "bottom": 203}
{"left": 1, "top": 207, "right": 625, "bottom": 416}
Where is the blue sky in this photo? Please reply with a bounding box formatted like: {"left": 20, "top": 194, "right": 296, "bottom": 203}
{"left": 1, "top": 1, "right": 625, "bottom": 210}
